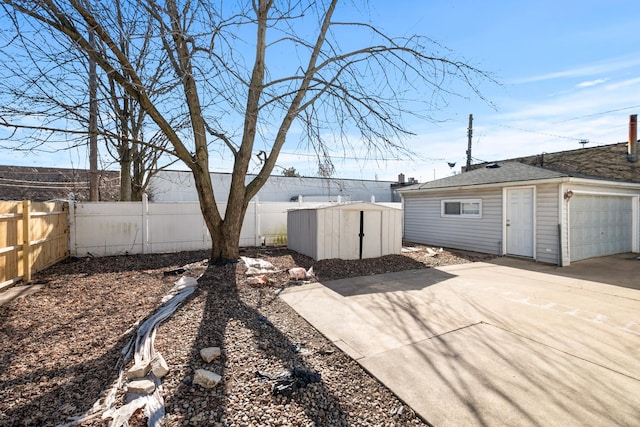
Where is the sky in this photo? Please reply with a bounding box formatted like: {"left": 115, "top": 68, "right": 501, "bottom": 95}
{"left": 312, "top": 0, "right": 640, "bottom": 182}
{"left": 2, "top": 0, "right": 640, "bottom": 183}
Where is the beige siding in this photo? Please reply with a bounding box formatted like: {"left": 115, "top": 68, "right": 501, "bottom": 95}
{"left": 382, "top": 209, "right": 403, "bottom": 255}
{"left": 404, "top": 189, "right": 503, "bottom": 255}
{"left": 535, "top": 184, "right": 560, "bottom": 264}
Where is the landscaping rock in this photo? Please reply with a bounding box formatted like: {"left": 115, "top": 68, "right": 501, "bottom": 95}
{"left": 127, "top": 378, "right": 156, "bottom": 395}
{"left": 193, "top": 369, "right": 221, "bottom": 389}
{"left": 2, "top": 246, "right": 476, "bottom": 425}
{"left": 151, "top": 353, "right": 170, "bottom": 378}
{"left": 247, "top": 275, "right": 269, "bottom": 286}
{"left": 289, "top": 267, "right": 315, "bottom": 280}
{"left": 200, "top": 346, "right": 221, "bottom": 363}
{"left": 127, "top": 360, "right": 151, "bottom": 380}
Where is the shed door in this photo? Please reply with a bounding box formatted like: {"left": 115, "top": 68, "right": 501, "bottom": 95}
{"left": 340, "top": 210, "right": 382, "bottom": 259}
{"left": 506, "top": 188, "right": 534, "bottom": 257}
{"left": 340, "top": 210, "right": 360, "bottom": 259}
{"left": 569, "top": 195, "right": 632, "bottom": 262}
{"left": 361, "top": 211, "right": 382, "bottom": 259}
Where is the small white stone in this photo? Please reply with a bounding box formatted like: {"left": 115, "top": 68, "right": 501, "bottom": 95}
{"left": 193, "top": 369, "right": 221, "bottom": 389}
{"left": 151, "top": 353, "right": 170, "bottom": 378}
{"left": 127, "top": 360, "right": 151, "bottom": 380}
{"left": 127, "top": 378, "right": 156, "bottom": 394}
{"left": 200, "top": 346, "right": 221, "bottom": 363}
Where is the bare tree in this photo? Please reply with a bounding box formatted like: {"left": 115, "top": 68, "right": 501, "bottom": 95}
{"left": 1, "top": 0, "right": 494, "bottom": 261}
{"left": 0, "top": 12, "right": 94, "bottom": 159}
{"left": 88, "top": 27, "right": 99, "bottom": 201}
{"left": 98, "top": 0, "right": 175, "bottom": 201}
{"left": 281, "top": 166, "right": 300, "bottom": 177}
{"left": 0, "top": 2, "right": 173, "bottom": 201}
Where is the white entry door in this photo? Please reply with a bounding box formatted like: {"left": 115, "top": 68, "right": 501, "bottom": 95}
{"left": 506, "top": 188, "right": 534, "bottom": 257}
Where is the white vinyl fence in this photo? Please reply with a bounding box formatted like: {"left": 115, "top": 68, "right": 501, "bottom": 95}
{"left": 69, "top": 195, "right": 398, "bottom": 257}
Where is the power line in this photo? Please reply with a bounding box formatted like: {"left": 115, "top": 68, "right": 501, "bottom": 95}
{"left": 552, "top": 105, "right": 640, "bottom": 124}
{"left": 0, "top": 176, "right": 89, "bottom": 185}
{"left": 491, "top": 123, "right": 586, "bottom": 141}
{"left": 278, "top": 150, "right": 445, "bottom": 162}
{"left": 0, "top": 182, "right": 87, "bottom": 189}
{"left": 446, "top": 105, "right": 638, "bottom": 144}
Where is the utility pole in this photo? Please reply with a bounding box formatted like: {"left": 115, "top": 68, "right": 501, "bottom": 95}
{"left": 88, "top": 28, "right": 99, "bottom": 201}
{"left": 465, "top": 114, "right": 473, "bottom": 172}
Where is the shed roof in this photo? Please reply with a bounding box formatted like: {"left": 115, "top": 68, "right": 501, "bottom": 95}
{"left": 288, "top": 201, "right": 399, "bottom": 211}
{"left": 398, "top": 162, "right": 575, "bottom": 192}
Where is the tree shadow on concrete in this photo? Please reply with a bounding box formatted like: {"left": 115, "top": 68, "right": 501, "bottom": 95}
{"left": 339, "top": 272, "right": 640, "bottom": 426}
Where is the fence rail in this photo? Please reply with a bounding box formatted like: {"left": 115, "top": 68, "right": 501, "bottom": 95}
{"left": 0, "top": 200, "right": 69, "bottom": 289}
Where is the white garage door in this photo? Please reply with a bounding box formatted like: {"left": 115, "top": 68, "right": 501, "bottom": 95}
{"left": 570, "top": 195, "right": 633, "bottom": 262}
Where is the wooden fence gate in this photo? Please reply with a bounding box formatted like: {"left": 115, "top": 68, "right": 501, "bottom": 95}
{"left": 0, "top": 200, "right": 69, "bottom": 289}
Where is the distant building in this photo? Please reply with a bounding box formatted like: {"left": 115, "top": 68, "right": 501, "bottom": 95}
{"left": 0, "top": 165, "right": 411, "bottom": 203}
{"left": 148, "top": 170, "right": 405, "bottom": 203}
{"left": 0, "top": 165, "right": 120, "bottom": 201}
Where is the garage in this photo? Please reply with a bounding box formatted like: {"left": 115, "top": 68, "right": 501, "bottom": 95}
{"left": 569, "top": 194, "right": 634, "bottom": 262}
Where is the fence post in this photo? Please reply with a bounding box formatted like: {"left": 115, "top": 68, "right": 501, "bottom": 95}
{"left": 68, "top": 193, "right": 76, "bottom": 257}
{"left": 254, "top": 197, "right": 261, "bottom": 247}
{"left": 142, "top": 193, "right": 149, "bottom": 254}
{"left": 22, "top": 200, "right": 31, "bottom": 283}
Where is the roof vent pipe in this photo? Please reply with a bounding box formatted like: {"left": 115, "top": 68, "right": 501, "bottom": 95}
{"left": 629, "top": 114, "right": 638, "bottom": 163}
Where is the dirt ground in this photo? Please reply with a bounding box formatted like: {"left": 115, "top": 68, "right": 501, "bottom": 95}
{"left": 0, "top": 244, "right": 494, "bottom": 426}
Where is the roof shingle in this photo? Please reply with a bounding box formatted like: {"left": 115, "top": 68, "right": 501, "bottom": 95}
{"left": 399, "top": 162, "right": 569, "bottom": 192}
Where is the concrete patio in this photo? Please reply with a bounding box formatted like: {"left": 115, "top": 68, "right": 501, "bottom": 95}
{"left": 280, "top": 254, "right": 640, "bottom": 426}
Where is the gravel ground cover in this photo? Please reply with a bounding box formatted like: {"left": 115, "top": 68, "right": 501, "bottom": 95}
{"left": 0, "top": 244, "right": 493, "bottom": 426}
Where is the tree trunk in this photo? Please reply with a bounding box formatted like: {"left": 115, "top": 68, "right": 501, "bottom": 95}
{"left": 129, "top": 125, "right": 145, "bottom": 201}
{"left": 216, "top": 215, "right": 246, "bottom": 262}
{"left": 131, "top": 153, "right": 144, "bottom": 201}
{"left": 88, "top": 30, "right": 99, "bottom": 201}
{"left": 120, "top": 143, "right": 132, "bottom": 201}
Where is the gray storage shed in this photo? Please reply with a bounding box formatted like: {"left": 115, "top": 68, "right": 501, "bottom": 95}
{"left": 287, "top": 202, "right": 402, "bottom": 260}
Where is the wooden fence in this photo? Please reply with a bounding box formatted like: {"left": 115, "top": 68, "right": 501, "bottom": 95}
{"left": 0, "top": 201, "right": 69, "bottom": 289}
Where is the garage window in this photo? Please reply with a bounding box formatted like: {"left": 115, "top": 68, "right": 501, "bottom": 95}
{"left": 441, "top": 199, "right": 482, "bottom": 218}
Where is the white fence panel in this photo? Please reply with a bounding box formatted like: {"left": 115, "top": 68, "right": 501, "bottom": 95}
{"left": 255, "top": 202, "right": 324, "bottom": 245}
{"left": 240, "top": 202, "right": 258, "bottom": 247}
{"left": 148, "top": 202, "right": 211, "bottom": 254}
{"left": 71, "top": 201, "right": 144, "bottom": 256}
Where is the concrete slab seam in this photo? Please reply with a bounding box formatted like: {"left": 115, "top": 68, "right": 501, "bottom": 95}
{"left": 363, "top": 321, "right": 486, "bottom": 360}
{"left": 484, "top": 322, "right": 640, "bottom": 382}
